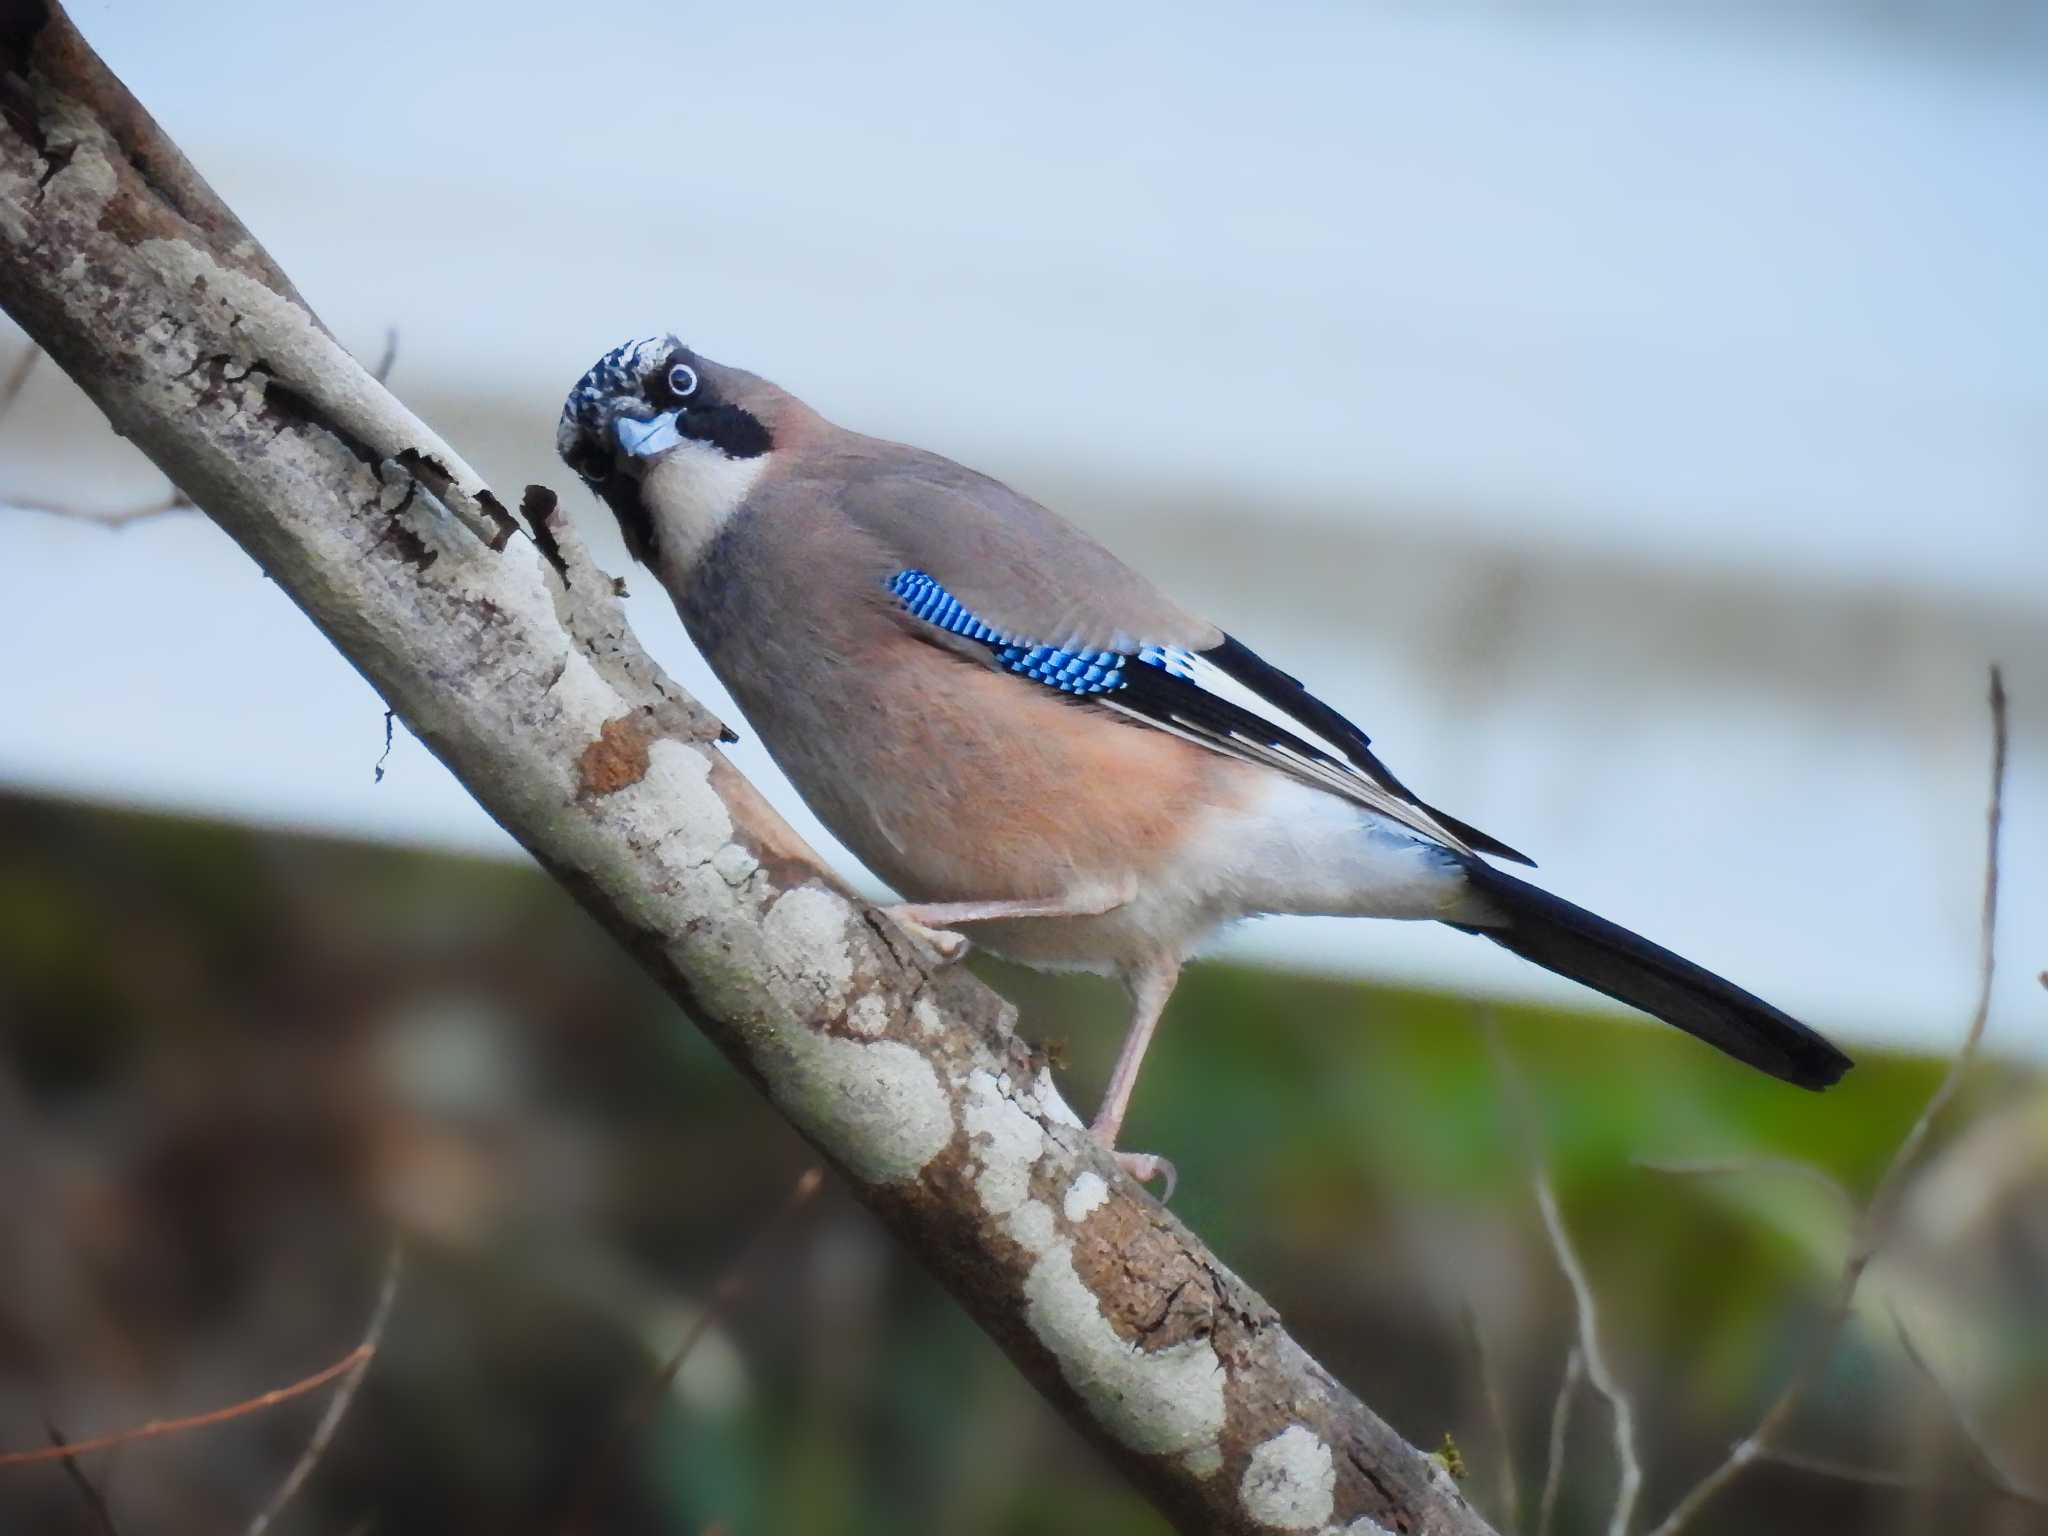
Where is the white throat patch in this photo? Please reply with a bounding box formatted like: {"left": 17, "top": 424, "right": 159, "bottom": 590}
{"left": 640, "top": 438, "right": 770, "bottom": 575}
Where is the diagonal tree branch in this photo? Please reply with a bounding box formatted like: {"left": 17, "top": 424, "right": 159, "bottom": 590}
{"left": 0, "top": 5, "right": 1494, "bottom": 1531}
{"left": 0, "top": 327, "right": 397, "bottom": 526}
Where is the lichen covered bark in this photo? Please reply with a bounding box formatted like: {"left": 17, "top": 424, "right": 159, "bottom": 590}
{"left": 0, "top": 6, "right": 1494, "bottom": 1530}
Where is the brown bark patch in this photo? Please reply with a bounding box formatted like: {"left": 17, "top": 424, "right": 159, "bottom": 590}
{"left": 1071, "top": 1202, "right": 1217, "bottom": 1353}
{"left": 577, "top": 716, "right": 650, "bottom": 797}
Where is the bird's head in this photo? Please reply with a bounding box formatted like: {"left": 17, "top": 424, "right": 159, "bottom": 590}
{"left": 557, "top": 335, "right": 779, "bottom": 566}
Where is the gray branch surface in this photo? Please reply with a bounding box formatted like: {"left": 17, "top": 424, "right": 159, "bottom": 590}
{"left": 0, "top": 6, "right": 1495, "bottom": 1531}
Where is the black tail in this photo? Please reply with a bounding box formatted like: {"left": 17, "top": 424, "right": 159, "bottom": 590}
{"left": 1453, "top": 861, "right": 1852, "bottom": 1090}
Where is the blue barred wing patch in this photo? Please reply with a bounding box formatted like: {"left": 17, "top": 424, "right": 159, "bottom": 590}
{"left": 887, "top": 569, "right": 1163, "bottom": 696}
{"left": 882, "top": 570, "right": 1535, "bottom": 863}
{"left": 887, "top": 569, "right": 1013, "bottom": 647}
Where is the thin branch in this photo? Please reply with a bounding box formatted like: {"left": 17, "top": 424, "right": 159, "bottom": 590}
{"left": 41, "top": 1423, "right": 121, "bottom": 1536}
{"left": 369, "top": 326, "right": 399, "bottom": 384}
{"left": 1535, "top": 1348, "right": 1583, "bottom": 1536}
{"left": 0, "top": 336, "right": 183, "bottom": 523}
{"left": 1632, "top": 1156, "right": 1855, "bottom": 1224}
{"left": 648, "top": 1167, "right": 825, "bottom": 1414}
{"left": 1491, "top": 1024, "right": 1642, "bottom": 1536}
{"left": 1461, "top": 1300, "right": 1521, "bottom": 1533}
{"left": 1645, "top": 665, "right": 2009, "bottom": 1536}
{"left": 1533, "top": 1156, "right": 1642, "bottom": 1536}
{"left": 1755, "top": 1445, "right": 2048, "bottom": 1509}
{"left": 0, "top": 1349, "right": 373, "bottom": 1469}
{"left": 243, "top": 1240, "right": 404, "bottom": 1536}
{"left": 1, "top": 484, "right": 193, "bottom": 527}
{"left": 559, "top": 1166, "right": 825, "bottom": 1536}
{"left": 0, "top": 342, "right": 36, "bottom": 416}
{"left": 1857, "top": 669, "right": 2006, "bottom": 1238}
{"left": 1890, "top": 1305, "right": 2045, "bottom": 1508}
{"left": 1758, "top": 1444, "right": 1927, "bottom": 1492}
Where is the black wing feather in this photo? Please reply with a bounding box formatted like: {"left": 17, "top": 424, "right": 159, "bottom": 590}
{"left": 885, "top": 567, "right": 1532, "bottom": 863}
{"left": 1204, "top": 636, "right": 1535, "bottom": 866}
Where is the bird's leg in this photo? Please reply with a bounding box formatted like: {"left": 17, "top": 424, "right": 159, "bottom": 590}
{"left": 883, "top": 878, "right": 1135, "bottom": 965}
{"left": 1092, "top": 960, "right": 1182, "bottom": 1199}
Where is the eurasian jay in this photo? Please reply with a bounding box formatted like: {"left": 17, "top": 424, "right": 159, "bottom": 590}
{"left": 558, "top": 336, "right": 1851, "bottom": 1188}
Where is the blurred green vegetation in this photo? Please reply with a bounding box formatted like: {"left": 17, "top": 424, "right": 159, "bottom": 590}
{"left": 0, "top": 791, "right": 2039, "bottom": 1535}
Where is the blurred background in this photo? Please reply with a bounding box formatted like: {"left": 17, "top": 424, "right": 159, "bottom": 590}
{"left": 1, "top": 1, "right": 2042, "bottom": 1532}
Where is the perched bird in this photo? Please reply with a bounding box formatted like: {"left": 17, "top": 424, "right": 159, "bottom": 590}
{"left": 558, "top": 336, "right": 1851, "bottom": 1187}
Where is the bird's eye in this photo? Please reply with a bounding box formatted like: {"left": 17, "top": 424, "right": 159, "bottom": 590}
{"left": 666, "top": 362, "right": 699, "bottom": 399}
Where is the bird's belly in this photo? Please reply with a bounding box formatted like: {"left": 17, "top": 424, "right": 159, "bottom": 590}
{"left": 723, "top": 639, "right": 1242, "bottom": 938}
{"left": 720, "top": 636, "right": 1474, "bottom": 977}
{"left": 951, "top": 776, "right": 1475, "bottom": 975}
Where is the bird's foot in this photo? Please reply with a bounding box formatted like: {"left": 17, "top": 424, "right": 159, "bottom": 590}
{"left": 1092, "top": 1114, "right": 1177, "bottom": 1202}
{"left": 880, "top": 906, "right": 972, "bottom": 967}
{"left": 1113, "top": 1150, "right": 1178, "bottom": 1204}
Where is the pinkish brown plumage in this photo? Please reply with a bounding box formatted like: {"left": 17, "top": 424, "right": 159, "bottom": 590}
{"left": 557, "top": 336, "right": 1853, "bottom": 1191}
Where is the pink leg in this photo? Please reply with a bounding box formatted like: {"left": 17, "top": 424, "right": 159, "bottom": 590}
{"left": 888, "top": 886, "right": 1131, "bottom": 930}
{"left": 884, "top": 885, "right": 1133, "bottom": 965}
{"left": 1092, "top": 961, "right": 1182, "bottom": 1197}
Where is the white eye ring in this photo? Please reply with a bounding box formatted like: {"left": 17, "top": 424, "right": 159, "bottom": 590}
{"left": 666, "top": 362, "right": 699, "bottom": 399}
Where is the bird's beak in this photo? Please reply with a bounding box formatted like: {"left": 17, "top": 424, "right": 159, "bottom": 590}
{"left": 614, "top": 409, "right": 684, "bottom": 462}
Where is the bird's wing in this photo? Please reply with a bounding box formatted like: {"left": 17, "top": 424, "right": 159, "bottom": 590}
{"left": 831, "top": 447, "right": 1223, "bottom": 654}
{"left": 839, "top": 456, "right": 1532, "bottom": 865}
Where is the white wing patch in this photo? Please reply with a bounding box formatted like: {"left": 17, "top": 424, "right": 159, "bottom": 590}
{"left": 1110, "top": 646, "right": 1479, "bottom": 857}
{"left": 883, "top": 567, "right": 1488, "bottom": 859}
{"left": 1138, "top": 646, "right": 1365, "bottom": 761}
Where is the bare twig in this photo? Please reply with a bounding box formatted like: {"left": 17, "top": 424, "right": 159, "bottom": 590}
{"left": 1645, "top": 666, "right": 2009, "bottom": 1536}
{"left": 1461, "top": 1300, "right": 1521, "bottom": 1533}
{"left": 1755, "top": 1445, "right": 2048, "bottom": 1509}
{"left": 0, "top": 1350, "right": 373, "bottom": 1469}
{"left": 1890, "top": 1306, "right": 2045, "bottom": 1508}
{"left": 0, "top": 343, "right": 36, "bottom": 416}
{"left": 42, "top": 1423, "right": 120, "bottom": 1536}
{"left": 1, "top": 484, "right": 193, "bottom": 527}
{"left": 1857, "top": 678, "right": 2007, "bottom": 1227}
{"left": 369, "top": 326, "right": 399, "bottom": 385}
{"left": 648, "top": 1167, "right": 824, "bottom": 1405}
{"left": 559, "top": 1166, "right": 825, "bottom": 1535}
{"left": 0, "top": 327, "right": 397, "bottom": 527}
{"left": 1633, "top": 1156, "right": 1855, "bottom": 1223}
{"left": 1491, "top": 1024, "right": 1642, "bottom": 1536}
{"left": 243, "top": 1240, "right": 404, "bottom": 1536}
{"left": 1760, "top": 1444, "right": 1948, "bottom": 1494}
{"left": 1533, "top": 1157, "right": 1641, "bottom": 1536}
{"left": 1535, "top": 1348, "right": 1583, "bottom": 1536}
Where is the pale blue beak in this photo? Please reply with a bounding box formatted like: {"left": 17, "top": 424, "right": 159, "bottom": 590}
{"left": 614, "top": 410, "right": 684, "bottom": 460}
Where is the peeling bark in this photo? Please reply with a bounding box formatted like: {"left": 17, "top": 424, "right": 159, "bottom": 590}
{"left": 0, "top": 6, "right": 1497, "bottom": 1532}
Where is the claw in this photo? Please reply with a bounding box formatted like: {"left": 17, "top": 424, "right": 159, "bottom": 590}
{"left": 887, "top": 911, "right": 971, "bottom": 967}
{"left": 1115, "top": 1151, "right": 1177, "bottom": 1203}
